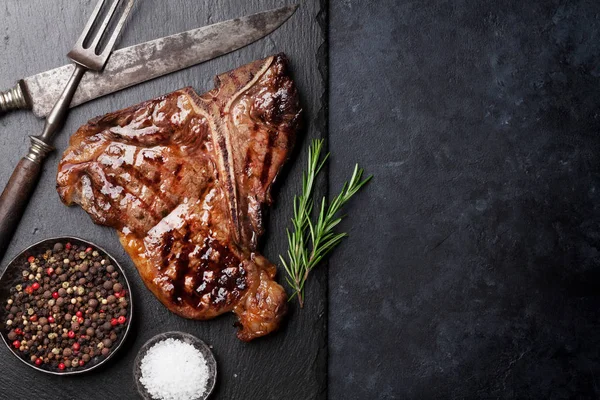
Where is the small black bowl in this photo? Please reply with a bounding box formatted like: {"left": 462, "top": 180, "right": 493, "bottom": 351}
{"left": 0, "top": 236, "right": 133, "bottom": 375}
{"left": 134, "top": 331, "right": 217, "bottom": 400}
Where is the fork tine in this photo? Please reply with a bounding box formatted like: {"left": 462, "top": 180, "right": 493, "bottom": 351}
{"left": 89, "top": 0, "right": 121, "bottom": 53}
{"left": 99, "top": 0, "right": 134, "bottom": 59}
{"left": 75, "top": 0, "right": 107, "bottom": 49}
{"left": 67, "top": 0, "right": 133, "bottom": 70}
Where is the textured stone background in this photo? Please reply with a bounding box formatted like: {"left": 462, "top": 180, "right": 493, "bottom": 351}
{"left": 329, "top": 0, "right": 600, "bottom": 399}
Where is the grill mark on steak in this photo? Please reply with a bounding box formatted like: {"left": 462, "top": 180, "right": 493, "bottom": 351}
{"left": 103, "top": 167, "right": 165, "bottom": 225}
{"left": 116, "top": 164, "right": 176, "bottom": 211}
{"left": 57, "top": 54, "right": 301, "bottom": 341}
{"left": 171, "top": 229, "right": 192, "bottom": 305}
{"left": 260, "top": 129, "right": 275, "bottom": 186}
{"left": 173, "top": 163, "right": 183, "bottom": 178}
{"left": 170, "top": 236, "right": 245, "bottom": 309}
{"left": 160, "top": 232, "right": 175, "bottom": 270}
{"left": 243, "top": 151, "right": 253, "bottom": 177}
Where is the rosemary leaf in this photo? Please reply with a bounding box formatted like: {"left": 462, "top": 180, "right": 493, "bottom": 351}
{"left": 281, "top": 139, "right": 372, "bottom": 307}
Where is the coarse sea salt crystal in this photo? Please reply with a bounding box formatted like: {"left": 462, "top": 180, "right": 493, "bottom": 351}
{"left": 140, "top": 338, "right": 209, "bottom": 400}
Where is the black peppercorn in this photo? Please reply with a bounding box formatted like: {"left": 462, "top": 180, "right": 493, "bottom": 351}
{"left": 3, "top": 243, "right": 130, "bottom": 372}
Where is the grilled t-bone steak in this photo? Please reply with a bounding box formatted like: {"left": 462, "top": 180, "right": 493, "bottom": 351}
{"left": 56, "top": 54, "right": 301, "bottom": 341}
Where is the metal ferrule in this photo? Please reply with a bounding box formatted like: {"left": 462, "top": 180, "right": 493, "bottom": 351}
{"left": 0, "top": 82, "right": 29, "bottom": 113}
{"left": 25, "top": 136, "right": 54, "bottom": 164}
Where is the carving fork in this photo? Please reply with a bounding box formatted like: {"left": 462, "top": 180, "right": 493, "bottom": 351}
{"left": 0, "top": 0, "right": 134, "bottom": 260}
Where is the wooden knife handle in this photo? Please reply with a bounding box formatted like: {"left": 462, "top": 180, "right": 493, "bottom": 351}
{"left": 0, "top": 158, "right": 43, "bottom": 261}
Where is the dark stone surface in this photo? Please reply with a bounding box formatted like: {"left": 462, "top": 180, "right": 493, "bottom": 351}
{"left": 329, "top": 0, "right": 600, "bottom": 399}
{"left": 0, "top": 1, "right": 326, "bottom": 399}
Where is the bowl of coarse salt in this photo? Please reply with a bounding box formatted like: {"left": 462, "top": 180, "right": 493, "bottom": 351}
{"left": 134, "top": 331, "right": 217, "bottom": 400}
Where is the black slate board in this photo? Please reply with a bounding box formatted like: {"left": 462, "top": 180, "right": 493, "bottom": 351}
{"left": 0, "top": 0, "right": 327, "bottom": 399}
{"left": 328, "top": 0, "right": 600, "bottom": 398}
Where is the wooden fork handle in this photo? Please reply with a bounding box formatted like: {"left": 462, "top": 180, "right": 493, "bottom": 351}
{"left": 0, "top": 157, "right": 44, "bottom": 262}
{"left": 0, "top": 64, "right": 81, "bottom": 263}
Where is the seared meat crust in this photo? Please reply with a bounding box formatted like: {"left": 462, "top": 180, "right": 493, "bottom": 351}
{"left": 57, "top": 54, "right": 301, "bottom": 341}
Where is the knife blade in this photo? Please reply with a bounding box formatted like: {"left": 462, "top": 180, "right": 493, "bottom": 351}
{"left": 0, "top": 5, "right": 298, "bottom": 118}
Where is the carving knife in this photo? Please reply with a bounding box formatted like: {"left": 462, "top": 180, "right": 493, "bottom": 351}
{"left": 0, "top": 5, "right": 298, "bottom": 118}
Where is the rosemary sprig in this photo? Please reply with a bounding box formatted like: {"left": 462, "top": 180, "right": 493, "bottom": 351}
{"left": 280, "top": 139, "right": 372, "bottom": 308}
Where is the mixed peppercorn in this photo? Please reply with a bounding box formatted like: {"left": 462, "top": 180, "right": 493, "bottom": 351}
{"left": 3, "top": 242, "right": 130, "bottom": 372}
